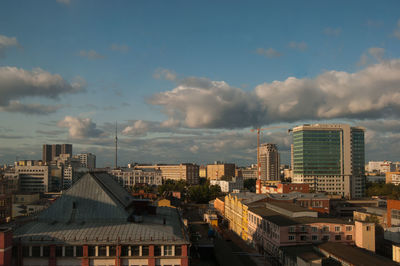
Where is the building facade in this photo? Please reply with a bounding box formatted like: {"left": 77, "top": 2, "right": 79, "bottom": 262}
{"left": 76, "top": 153, "right": 96, "bottom": 169}
{"left": 42, "top": 144, "right": 73, "bottom": 162}
{"left": 292, "top": 124, "right": 365, "bottom": 198}
{"left": 207, "top": 163, "right": 235, "bottom": 180}
{"left": 210, "top": 177, "right": 243, "bottom": 193}
{"left": 259, "top": 143, "right": 280, "bottom": 181}
{"left": 110, "top": 168, "right": 163, "bottom": 189}
{"left": 137, "top": 164, "right": 199, "bottom": 185}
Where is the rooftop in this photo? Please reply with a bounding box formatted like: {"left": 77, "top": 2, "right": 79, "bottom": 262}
{"left": 318, "top": 242, "right": 398, "bottom": 266}
{"left": 13, "top": 172, "right": 189, "bottom": 245}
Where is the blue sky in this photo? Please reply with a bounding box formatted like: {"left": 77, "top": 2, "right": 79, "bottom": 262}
{"left": 1, "top": 0, "right": 400, "bottom": 167}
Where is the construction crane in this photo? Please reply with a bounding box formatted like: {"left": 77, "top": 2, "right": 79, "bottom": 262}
{"left": 250, "top": 126, "right": 285, "bottom": 190}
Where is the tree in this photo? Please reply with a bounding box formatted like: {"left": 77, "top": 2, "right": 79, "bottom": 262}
{"left": 244, "top": 178, "right": 257, "bottom": 192}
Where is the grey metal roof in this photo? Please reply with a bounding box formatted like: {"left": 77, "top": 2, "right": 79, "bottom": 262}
{"left": 39, "top": 172, "right": 131, "bottom": 223}
{"left": 14, "top": 172, "right": 189, "bottom": 245}
{"left": 14, "top": 207, "right": 189, "bottom": 245}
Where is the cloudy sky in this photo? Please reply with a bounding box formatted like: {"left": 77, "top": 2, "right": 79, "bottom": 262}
{"left": 1, "top": 0, "right": 400, "bottom": 167}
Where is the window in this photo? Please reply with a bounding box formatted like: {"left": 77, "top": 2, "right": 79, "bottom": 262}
{"left": 335, "top": 226, "right": 341, "bottom": 232}
{"left": 109, "top": 246, "right": 116, "bottom": 256}
{"left": 311, "top": 226, "right": 318, "bottom": 232}
{"left": 121, "top": 246, "right": 129, "bottom": 256}
{"left": 346, "top": 226, "right": 352, "bottom": 231}
{"left": 312, "top": 235, "right": 318, "bottom": 241}
{"left": 300, "top": 235, "right": 307, "bottom": 241}
{"left": 164, "top": 245, "right": 173, "bottom": 256}
{"left": 154, "top": 246, "right": 161, "bottom": 256}
{"left": 56, "top": 246, "right": 62, "bottom": 257}
{"left": 76, "top": 246, "right": 83, "bottom": 257}
{"left": 175, "top": 245, "right": 182, "bottom": 256}
{"left": 98, "top": 246, "right": 107, "bottom": 256}
{"left": 88, "top": 246, "right": 96, "bottom": 257}
{"left": 32, "top": 246, "right": 40, "bottom": 257}
{"left": 131, "top": 245, "right": 140, "bottom": 256}
{"left": 335, "top": 235, "right": 341, "bottom": 241}
{"left": 346, "top": 235, "right": 352, "bottom": 240}
{"left": 142, "top": 246, "right": 149, "bottom": 256}
{"left": 322, "top": 226, "right": 329, "bottom": 232}
{"left": 22, "top": 246, "right": 30, "bottom": 257}
{"left": 288, "top": 235, "right": 295, "bottom": 241}
{"left": 42, "top": 246, "right": 50, "bottom": 257}
{"left": 322, "top": 235, "right": 329, "bottom": 241}
{"left": 366, "top": 226, "right": 370, "bottom": 231}
{"left": 65, "top": 246, "right": 74, "bottom": 257}
{"left": 289, "top": 226, "right": 295, "bottom": 233}
{"left": 300, "top": 226, "right": 306, "bottom": 232}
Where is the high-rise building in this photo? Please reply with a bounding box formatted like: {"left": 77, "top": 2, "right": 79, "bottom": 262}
{"left": 259, "top": 143, "right": 280, "bottom": 181}
{"left": 77, "top": 153, "right": 96, "bottom": 169}
{"left": 292, "top": 124, "right": 365, "bottom": 198}
{"left": 42, "top": 144, "right": 73, "bottom": 162}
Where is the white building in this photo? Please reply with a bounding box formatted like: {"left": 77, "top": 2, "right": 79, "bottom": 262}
{"left": 110, "top": 168, "right": 163, "bottom": 189}
{"left": 15, "top": 165, "right": 50, "bottom": 193}
{"left": 210, "top": 177, "right": 243, "bottom": 193}
{"left": 368, "top": 161, "right": 396, "bottom": 174}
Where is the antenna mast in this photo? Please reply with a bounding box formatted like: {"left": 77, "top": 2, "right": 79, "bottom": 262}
{"left": 115, "top": 121, "right": 118, "bottom": 169}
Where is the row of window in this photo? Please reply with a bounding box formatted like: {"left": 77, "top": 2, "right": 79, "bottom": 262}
{"left": 16, "top": 245, "right": 182, "bottom": 258}
{"left": 289, "top": 225, "right": 353, "bottom": 233}
{"left": 288, "top": 234, "right": 352, "bottom": 241}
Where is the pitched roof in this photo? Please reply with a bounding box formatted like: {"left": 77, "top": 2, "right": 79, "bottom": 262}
{"left": 39, "top": 172, "right": 133, "bottom": 223}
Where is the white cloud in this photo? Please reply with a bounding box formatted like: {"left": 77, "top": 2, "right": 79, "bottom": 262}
{"left": 122, "top": 120, "right": 150, "bottom": 136}
{"left": 0, "top": 34, "right": 19, "bottom": 58}
{"left": 79, "top": 50, "right": 105, "bottom": 60}
{"left": 256, "top": 48, "right": 282, "bottom": 58}
{"left": 110, "top": 43, "right": 130, "bottom": 53}
{"left": 149, "top": 59, "right": 400, "bottom": 129}
{"left": 153, "top": 68, "right": 177, "bottom": 81}
{"left": 323, "top": 27, "right": 342, "bottom": 36}
{"left": 190, "top": 145, "right": 199, "bottom": 153}
{"left": 0, "top": 67, "right": 85, "bottom": 112}
{"left": 58, "top": 116, "right": 103, "bottom": 139}
{"left": 288, "top": 41, "right": 307, "bottom": 51}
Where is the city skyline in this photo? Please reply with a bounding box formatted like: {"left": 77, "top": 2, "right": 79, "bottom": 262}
{"left": 1, "top": 1, "right": 400, "bottom": 166}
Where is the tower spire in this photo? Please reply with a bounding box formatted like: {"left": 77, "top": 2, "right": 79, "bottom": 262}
{"left": 115, "top": 121, "right": 118, "bottom": 169}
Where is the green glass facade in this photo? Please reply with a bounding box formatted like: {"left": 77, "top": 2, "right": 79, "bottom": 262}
{"left": 293, "top": 130, "right": 341, "bottom": 176}
{"left": 351, "top": 128, "right": 365, "bottom": 176}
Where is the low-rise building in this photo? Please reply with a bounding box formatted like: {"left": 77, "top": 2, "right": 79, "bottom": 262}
{"left": 259, "top": 183, "right": 309, "bottom": 194}
{"left": 210, "top": 177, "right": 243, "bottom": 193}
{"left": 386, "top": 172, "right": 400, "bottom": 185}
{"left": 110, "top": 167, "right": 163, "bottom": 189}
{"left": 266, "top": 192, "right": 331, "bottom": 214}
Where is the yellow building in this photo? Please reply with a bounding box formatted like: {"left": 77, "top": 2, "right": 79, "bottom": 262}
{"left": 224, "top": 192, "right": 267, "bottom": 242}
{"left": 207, "top": 163, "right": 235, "bottom": 180}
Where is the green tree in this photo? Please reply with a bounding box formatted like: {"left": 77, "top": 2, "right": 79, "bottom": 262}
{"left": 244, "top": 178, "right": 256, "bottom": 192}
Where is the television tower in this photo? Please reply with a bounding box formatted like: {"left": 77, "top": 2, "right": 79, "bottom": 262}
{"left": 115, "top": 121, "right": 118, "bottom": 169}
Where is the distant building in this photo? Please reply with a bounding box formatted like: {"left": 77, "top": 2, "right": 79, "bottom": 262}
{"left": 199, "top": 165, "right": 207, "bottom": 178}
{"left": 76, "top": 152, "right": 96, "bottom": 169}
{"left": 292, "top": 124, "right": 365, "bottom": 198}
{"left": 368, "top": 161, "right": 396, "bottom": 174}
{"left": 258, "top": 182, "right": 309, "bottom": 194}
{"left": 110, "top": 167, "right": 163, "bottom": 189}
{"left": 241, "top": 165, "right": 258, "bottom": 180}
{"left": 42, "top": 144, "right": 72, "bottom": 162}
{"left": 15, "top": 165, "right": 50, "bottom": 193}
{"left": 137, "top": 163, "right": 199, "bottom": 185}
{"left": 387, "top": 172, "right": 400, "bottom": 185}
{"left": 259, "top": 143, "right": 280, "bottom": 181}
{"left": 207, "top": 162, "right": 235, "bottom": 180}
{"left": 210, "top": 177, "right": 243, "bottom": 193}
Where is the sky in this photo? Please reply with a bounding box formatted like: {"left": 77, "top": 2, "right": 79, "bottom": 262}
{"left": 1, "top": 0, "right": 400, "bottom": 167}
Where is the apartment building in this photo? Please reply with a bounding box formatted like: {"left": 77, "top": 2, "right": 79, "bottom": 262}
{"left": 207, "top": 162, "right": 235, "bottom": 180}
{"left": 259, "top": 143, "right": 280, "bottom": 181}
{"left": 136, "top": 163, "right": 199, "bottom": 185}
{"left": 15, "top": 165, "right": 50, "bottom": 193}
